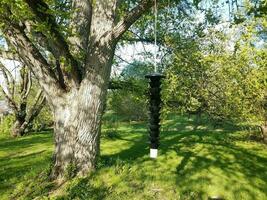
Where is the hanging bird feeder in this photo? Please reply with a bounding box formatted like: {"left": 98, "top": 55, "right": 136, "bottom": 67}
{"left": 145, "top": 0, "right": 165, "bottom": 158}
{"left": 145, "top": 73, "right": 165, "bottom": 158}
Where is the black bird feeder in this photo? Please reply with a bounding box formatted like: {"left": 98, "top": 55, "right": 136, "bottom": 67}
{"left": 145, "top": 73, "right": 165, "bottom": 158}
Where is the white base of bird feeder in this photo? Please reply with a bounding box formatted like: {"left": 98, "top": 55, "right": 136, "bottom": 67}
{"left": 150, "top": 149, "right": 158, "bottom": 158}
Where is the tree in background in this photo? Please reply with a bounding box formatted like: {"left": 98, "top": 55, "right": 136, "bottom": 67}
{"left": 164, "top": 12, "right": 267, "bottom": 139}
{"left": 0, "top": 60, "right": 45, "bottom": 137}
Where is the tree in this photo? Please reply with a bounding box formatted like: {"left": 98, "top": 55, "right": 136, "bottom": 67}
{"left": 0, "top": 0, "right": 160, "bottom": 179}
{"left": 164, "top": 14, "right": 267, "bottom": 137}
{"left": 0, "top": 61, "right": 45, "bottom": 137}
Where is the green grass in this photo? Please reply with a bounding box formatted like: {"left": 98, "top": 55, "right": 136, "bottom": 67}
{"left": 0, "top": 131, "right": 53, "bottom": 199}
{"left": 0, "top": 115, "right": 267, "bottom": 200}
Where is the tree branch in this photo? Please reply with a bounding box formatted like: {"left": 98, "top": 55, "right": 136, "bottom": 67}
{"left": 4, "top": 25, "right": 64, "bottom": 96}
{"left": 29, "top": 90, "right": 45, "bottom": 114}
{"left": 112, "top": 0, "right": 154, "bottom": 40}
{"left": 0, "top": 61, "right": 15, "bottom": 98}
{"left": 122, "top": 36, "right": 155, "bottom": 44}
{"left": 22, "top": 90, "right": 46, "bottom": 131}
{"left": 24, "top": 69, "right": 32, "bottom": 98}
{"left": 69, "top": 0, "right": 92, "bottom": 55}
{"left": 0, "top": 85, "right": 18, "bottom": 112}
{"left": 20, "top": 65, "right": 32, "bottom": 100}
{"left": 0, "top": 63, "right": 10, "bottom": 89}
{"left": 24, "top": 0, "right": 83, "bottom": 85}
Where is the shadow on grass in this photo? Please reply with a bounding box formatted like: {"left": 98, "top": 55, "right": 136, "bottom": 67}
{"left": 58, "top": 177, "right": 110, "bottom": 200}
{"left": 97, "top": 116, "right": 267, "bottom": 199}
{"left": 2, "top": 116, "right": 265, "bottom": 199}
{"left": 0, "top": 132, "right": 53, "bottom": 197}
{"left": 0, "top": 131, "right": 52, "bottom": 151}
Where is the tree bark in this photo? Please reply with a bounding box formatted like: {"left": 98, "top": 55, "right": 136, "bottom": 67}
{"left": 51, "top": 45, "right": 113, "bottom": 179}
{"left": 10, "top": 92, "right": 46, "bottom": 137}
{"left": 260, "top": 124, "right": 267, "bottom": 143}
{"left": 51, "top": 82, "right": 107, "bottom": 179}
{"left": 12, "top": 118, "right": 26, "bottom": 137}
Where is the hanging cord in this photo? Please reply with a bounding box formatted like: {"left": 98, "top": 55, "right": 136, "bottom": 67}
{"left": 154, "top": 0, "right": 158, "bottom": 73}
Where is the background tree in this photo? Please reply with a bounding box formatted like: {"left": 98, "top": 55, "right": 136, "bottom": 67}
{"left": 0, "top": 59, "right": 45, "bottom": 137}
{"left": 164, "top": 13, "right": 267, "bottom": 138}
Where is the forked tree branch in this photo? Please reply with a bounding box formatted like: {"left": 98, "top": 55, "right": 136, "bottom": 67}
{"left": 24, "top": 24, "right": 67, "bottom": 89}
{"left": 4, "top": 25, "right": 64, "bottom": 96}
{"left": 26, "top": 93, "right": 46, "bottom": 124}
{"left": 29, "top": 89, "right": 45, "bottom": 114}
{"left": 24, "top": 0, "right": 83, "bottom": 84}
{"left": 18, "top": 90, "right": 46, "bottom": 133}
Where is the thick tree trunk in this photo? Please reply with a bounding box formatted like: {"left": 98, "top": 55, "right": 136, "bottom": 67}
{"left": 51, "top": 66, "right": 110, "bottom": 179}
{"left": 51, "top": 89, "right": 105, "bottom": 178}
{"left": 1, "top": 0, "right": 154, "bottom": 181}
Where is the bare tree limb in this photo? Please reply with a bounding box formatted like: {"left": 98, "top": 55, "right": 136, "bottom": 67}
{"left": 19, "top": 65, "right": 32, "bottom": 100}
{"left": 24, "top": 69, "right": 32, "bottom": 98}
{"left": 121, "top": 29, "right": 165, "bottom": 45}
{"left": 115, "top": 54, "right": 134, "bottom": 66}
{"left": 0, "top": 63, "right": 10, "bottom": 88}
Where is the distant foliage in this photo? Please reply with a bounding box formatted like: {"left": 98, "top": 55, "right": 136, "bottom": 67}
{"left": 108, "top": 61, "right": 152, "bottom": 121}
{"left": 0, "top": 115, "right": 14, "bottom": 136}
{"left": 163, "top": 17, "right": 267, "bottom": 126}
{"left": 108, "top": 89, "right": 148, "bottom": 121}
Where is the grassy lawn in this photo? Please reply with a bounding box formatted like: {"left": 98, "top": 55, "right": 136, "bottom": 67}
{"left": 0, "top": 115, "right": 266, "bottom": 199}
